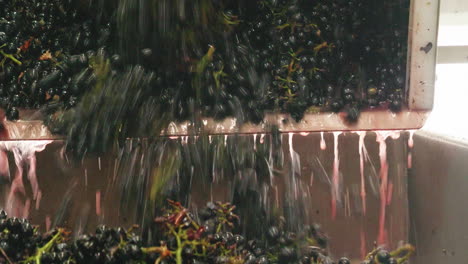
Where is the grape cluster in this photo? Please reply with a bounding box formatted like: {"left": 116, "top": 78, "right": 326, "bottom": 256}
{"left": 0, "top": 210, "right": 39, "bottom": 262}
{"left": 0, "top": 202, "right": 413, "bottom": 264}
{"left": 0, "top": 0, "right": 113, "bottom": 120}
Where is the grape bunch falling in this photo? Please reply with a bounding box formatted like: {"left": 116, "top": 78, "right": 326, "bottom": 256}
{"left": 0, "top": 202, "right": 414, "bottom": 264}
{"left": 0, "top": 0, "right": 409, "bottom": 153}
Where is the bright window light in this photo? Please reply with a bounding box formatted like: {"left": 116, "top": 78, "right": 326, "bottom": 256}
{"left": 423, "top": 63, "right": 468, "bottom": 139}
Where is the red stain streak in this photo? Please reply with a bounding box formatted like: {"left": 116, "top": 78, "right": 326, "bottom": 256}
{"left": 45, "top": 215, "right": 51, "bottom": 232}
{"left": 387, "top": 181, "right": 393, "bottom": 205}
{"left": 96, "top": 191, "right": 102, "bottom": 216}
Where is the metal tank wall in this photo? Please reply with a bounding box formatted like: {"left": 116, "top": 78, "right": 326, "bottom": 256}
{"left": 409, "top": 131, "right": 468, "bottom": 264}
{"left": 0, "top": 131, "right": 411, "bottom": 261}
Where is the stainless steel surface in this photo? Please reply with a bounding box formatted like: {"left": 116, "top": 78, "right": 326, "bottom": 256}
{"left": 0, "top": 132, "right": 410, "bottom": 260}
{"left": 407, "top": 0, "right": 439, "bottom": 111}
{"left": 409, "top": 131, "right": 468, "bottom": 264}
{"left": 1, "top": 110, "right": 430, "bottom": 139}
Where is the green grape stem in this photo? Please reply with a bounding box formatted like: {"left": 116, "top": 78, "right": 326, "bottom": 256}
{"left": 0, "top": 50, "right": 22, "bottom": 65}
{"left": 23, "top": 229, "right": 64, "bottom": 264}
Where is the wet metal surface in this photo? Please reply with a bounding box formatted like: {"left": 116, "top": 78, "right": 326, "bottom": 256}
{"left": 0, "top": 132, "right": 410, "bottom": 260}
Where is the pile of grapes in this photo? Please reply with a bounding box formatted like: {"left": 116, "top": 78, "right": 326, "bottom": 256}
{"left": 0, "top": 0, "right": 114, "bottom": 120}
{"left": 0, "top": 0, "right": 409, "bottom": 124}
{"left": 0, "top": 201, "right": 414, "bottom": 264}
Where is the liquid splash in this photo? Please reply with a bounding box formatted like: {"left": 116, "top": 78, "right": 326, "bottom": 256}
{"left": 0, "top": 140, "right": 52, "bottom": 217}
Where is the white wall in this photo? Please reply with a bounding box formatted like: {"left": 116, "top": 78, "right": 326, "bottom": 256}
{"left": 422, "top": 0, "right": 468, "bottom": 139}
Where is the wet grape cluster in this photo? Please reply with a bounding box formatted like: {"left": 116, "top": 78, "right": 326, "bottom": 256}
{"left": 0, "top": 201, "right": 414, "bottom": 264}
{"left": 1, "top": 0, "right": 409, "bottom": 124}
{"left": 0, "top": 0, "right": 113, "bottom": 120}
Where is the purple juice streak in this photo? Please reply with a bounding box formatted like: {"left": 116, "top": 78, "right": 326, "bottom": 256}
{"left": 96, "top": 190, "right": 102, "bottom": 216}
{"left": 0, "top": 150, "right": 9, "bottom": 179}
{"left": 408, "top": 130, "right": 415, "bottom": 149}
{"left": 45, "top": 215, "right": 51, "bottom": 232}
{"left": 357, "top": 131, "right": 367, "bottom": 215}
{"left": 35, "top": 191, "right": 42, "bottom": 210}
{"left": 331, "top": 132, "right": 341, "bottom": 220}
{"left": 361, "top": 228, "right": 367, "bottom": 260}
{"left": 288, "top": 133, "right": 299, "bottom": 200}
{"left": 28, "top": 155, "right": 39, "bottom": 199}
{"left": 6, "top": 153, "right": 25, "bottom": 216}
{"left": 23, "top": 199, "right": 31, "bottom": 218}
{"left": 407, "top": 130, "right": 415, "bottom": 168}
{"left": 407, "top": 152, "right": 413, "bottom": 169}
{"left": 387, "top": 181, "right": 393, "bottom": 206}
{"left": 375, "top": 131, "right": 400, "bottom": 245}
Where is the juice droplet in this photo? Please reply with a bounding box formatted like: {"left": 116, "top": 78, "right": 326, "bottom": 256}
{"left": 408, "top": 130, "right": 415, "bottom": 149}
{"left": 320, "top": 132, "right": 326, "bottom": 150}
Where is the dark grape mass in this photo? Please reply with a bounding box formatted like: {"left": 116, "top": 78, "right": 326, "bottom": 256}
{"left": 0, "top": 201, "right": 414, "bottom": 264}
{"left": 0, "top": 0, "right": 409, "bottom": 124}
